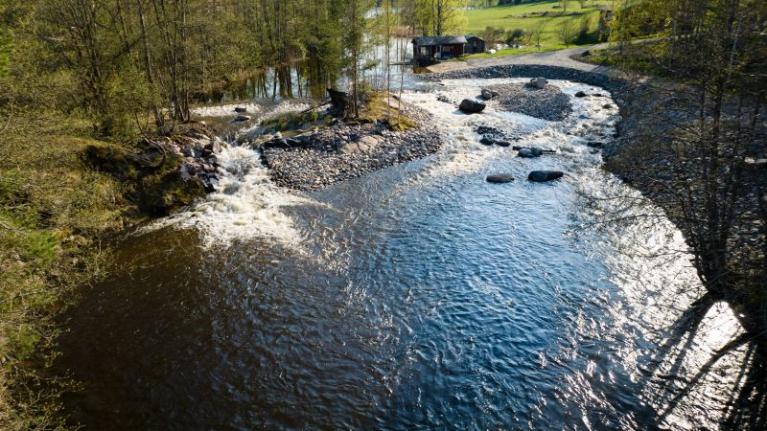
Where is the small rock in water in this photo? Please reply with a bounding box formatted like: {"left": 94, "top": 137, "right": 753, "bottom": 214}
{"left": 603, "top": 104, "right": 613, "bottom": 109}
{"left": 459, "top": 99, "right": 486, "bottom": 114}
{"left": 486, "top": 174, "right": 514, "bottom": 183}
{"left": 481, "top": 89, "right": 500, "bottom": 100}
{"left": 480, "top": 137, "right": 494, "bottom": 146}
{"left": 234, "top": 107, "right": 248, "bottom": 113}
{"left": 528, "top": 171, "right": 564, "bottom": 182}
{"left": 529, "top": 77, "right": 548, "bottom": 89}
{"left": 574, "top": 91, "right": 587, "bottom": 98}
{"left": 495, "top": 140, "right": 511, "bottom": 147}
{"left": 233, "top": 115, "right": 251, "bottom": 122}
{"left": 517, "top": 147, "right": 544, "bottom": 158}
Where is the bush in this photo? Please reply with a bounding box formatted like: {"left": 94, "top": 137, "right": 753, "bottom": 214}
{"left": 556, "top": 19, "right": 578, "bottom": 46}
{"left": 506, "top": 28, "right": 526, "bottom": 45}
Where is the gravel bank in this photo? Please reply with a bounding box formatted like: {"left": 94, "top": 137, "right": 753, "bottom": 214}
{"left": 485, "top": 82, "right": 572, "bottom": 121}
{"left": 259, "top": 103, "right": 442, "bottom": 191}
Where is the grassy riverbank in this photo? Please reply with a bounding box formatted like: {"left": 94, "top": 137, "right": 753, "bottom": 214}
{"left": 0, "top": 110, "right": 138, "bottom": 428}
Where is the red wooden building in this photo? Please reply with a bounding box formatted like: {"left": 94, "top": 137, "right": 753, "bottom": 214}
{"left": 412, "top": 36, "right": 468, "bottom": 66}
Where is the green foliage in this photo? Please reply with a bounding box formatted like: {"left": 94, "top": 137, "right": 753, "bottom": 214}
{"left": 402, "top": 0, "right": 466, "bottom": 36}
{"left": 462, "top": 0, "right": 613, "bottom": 57}
{"left": 0, "top": 28, "right": 10, "bottom": 78}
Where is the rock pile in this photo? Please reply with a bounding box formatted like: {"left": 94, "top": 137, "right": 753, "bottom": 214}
{"left": 260, "top": 122, "right": 442, "bottom": 191}
{"left": 483, "top": 82, "right": 572, "bottom": 121}
{"left": 165, "top": 128, "right": 227, "bottom": 192}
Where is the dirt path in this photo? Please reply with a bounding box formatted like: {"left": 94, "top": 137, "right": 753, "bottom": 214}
{"left": 426, "top": 44, "right": 612, "bottom": 75}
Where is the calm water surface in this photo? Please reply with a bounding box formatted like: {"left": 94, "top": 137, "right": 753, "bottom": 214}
{"left": 56, "top": 78, "right": 747, "bottom": 430}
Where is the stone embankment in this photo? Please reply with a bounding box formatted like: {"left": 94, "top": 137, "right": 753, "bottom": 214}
{"left": 259, "top": 124, "right": 441, "bottom": 190}
{"left": 240, "top": 101, "right": 443, "bottom": 191}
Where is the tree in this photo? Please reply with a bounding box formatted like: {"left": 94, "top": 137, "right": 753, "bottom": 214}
{"left": 530, "top": 21, "right": 547, "bottom": 50}
{"left": 556, "top": 19, "right": 577, "bottom": 46}
{"left": 603, "top": 0, "right": 767, "bottom": 427}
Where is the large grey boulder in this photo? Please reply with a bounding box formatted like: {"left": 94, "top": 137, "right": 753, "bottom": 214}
{"left": 459, "top": 99, "right": 486, "bottom": 114}
{"left": 528, "top": 170, "right": 564, "bottom": 182}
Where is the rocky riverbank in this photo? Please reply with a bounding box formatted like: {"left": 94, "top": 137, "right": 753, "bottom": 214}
{"left": 250, "top": 101, "right": 442, "bottom": 191}
{"left": 85, "top": 123, "right": 227, "bottom": 215}
{"left": 259, "top": 122, "right": 442, "bottom": 191}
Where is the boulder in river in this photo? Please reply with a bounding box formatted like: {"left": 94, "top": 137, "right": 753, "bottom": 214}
{"left": 234, "top": 107, "right": 248, "bottom": 113}
{"left": 574, "top": 91, "right": 587, "bottom": 98}
{"left": 528, "top": 170, "right": 564, "bottom": 182}
{"left": 233, "top": 115, "right": 251, "bottom": 122}
{"left": 495, "top": 140, "right": 511, "bottom": 147}
{"left": 486, "top": 174, "right": 514, "bottom": 183}
{"left": 517, "top": 147, "right": 544, "bottom": 158}
{"left": 529, "top": 77, "right": 548, "bottom": 89}
{"left": 459, "top": 99, "right": 486, "bottom": 114}
{"left": 481, "top": 89, "right": 500, "bottom": 100}
{"left": 480, "top": 137, "right": 494, "bottom": 146}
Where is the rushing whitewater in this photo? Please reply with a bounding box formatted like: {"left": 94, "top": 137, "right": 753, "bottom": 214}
{"left": 56, "top": 77, "right": 748, "bottom": 430}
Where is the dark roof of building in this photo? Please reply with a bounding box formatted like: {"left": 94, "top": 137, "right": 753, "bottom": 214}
{"left": 465, "top": 35, "right": 485, "bottom": 41}
{"left": 413, "top": 36, "right": 467, "bottom": 46}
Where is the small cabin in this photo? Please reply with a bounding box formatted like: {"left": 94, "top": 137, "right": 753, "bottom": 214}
{"left": 464, "top": 35, "right": 486, "bottom": 54}
{"left": 412, "top": 36, "right": 467, "bottom": 66}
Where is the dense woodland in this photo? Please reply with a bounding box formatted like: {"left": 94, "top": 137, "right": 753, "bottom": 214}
{"left": 0, "top": 0, "right": 469, "bottom": 137}
{"left": 0, "top": 0, "right": 766, "bottom": 429}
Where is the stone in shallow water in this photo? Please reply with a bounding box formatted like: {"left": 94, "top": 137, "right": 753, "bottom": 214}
{"left": 528, "top": 171, "right": 564, "bottom": 182}
{"left": 575, "top": 91, "right": 587, "bottom": 98}
{"left": 529, "top": 77, "right": 548, "bottom": 89}
{"left": 233, "top": 115, "right": 251, "bottom": 122}
{"left": 459, "top": 99, "right": 486, "bottom": 114}
{"left": 517, "top": 147, "right": 544, "bottom": 158}
{"left": 486, "top": 174, "right": 514, "bottom": 183}
{"left": 481, "top": 89, "right": 500, "bottom": 100}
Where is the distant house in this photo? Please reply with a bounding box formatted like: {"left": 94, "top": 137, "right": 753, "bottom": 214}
{"left": 412, "top": 36, "right": 467, "bottom": 66}
{"left": 464, "top": 35, "right": 486, "bottom": 54}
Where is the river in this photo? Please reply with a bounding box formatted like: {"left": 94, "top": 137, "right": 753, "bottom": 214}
{"left": 54, "top": 77, "right": 749, "bottom": 430}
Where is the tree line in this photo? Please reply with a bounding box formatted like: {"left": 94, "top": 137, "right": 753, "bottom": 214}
{"left": 0, "top": 0, "right": 468, "bottom": 138}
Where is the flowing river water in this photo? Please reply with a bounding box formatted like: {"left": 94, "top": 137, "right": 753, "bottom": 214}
{"left": 55, "top": 78, "right": 750, "bottom": 430}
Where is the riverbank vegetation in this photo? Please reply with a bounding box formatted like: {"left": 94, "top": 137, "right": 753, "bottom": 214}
{"left": 596, "top": 0, "right": 767, "bottom": 427}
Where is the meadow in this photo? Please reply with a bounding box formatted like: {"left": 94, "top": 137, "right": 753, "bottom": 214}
{"left": 462, "top": 1, "right": 614, "bottom": 58}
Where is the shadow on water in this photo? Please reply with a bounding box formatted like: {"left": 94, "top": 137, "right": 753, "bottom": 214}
{"left": 639, "top": 294, "right": 767, "bottom": 430}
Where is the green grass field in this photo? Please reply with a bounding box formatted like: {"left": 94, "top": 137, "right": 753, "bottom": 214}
{"left": 461, "top": 1, "right": 614, "bottom": 59}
